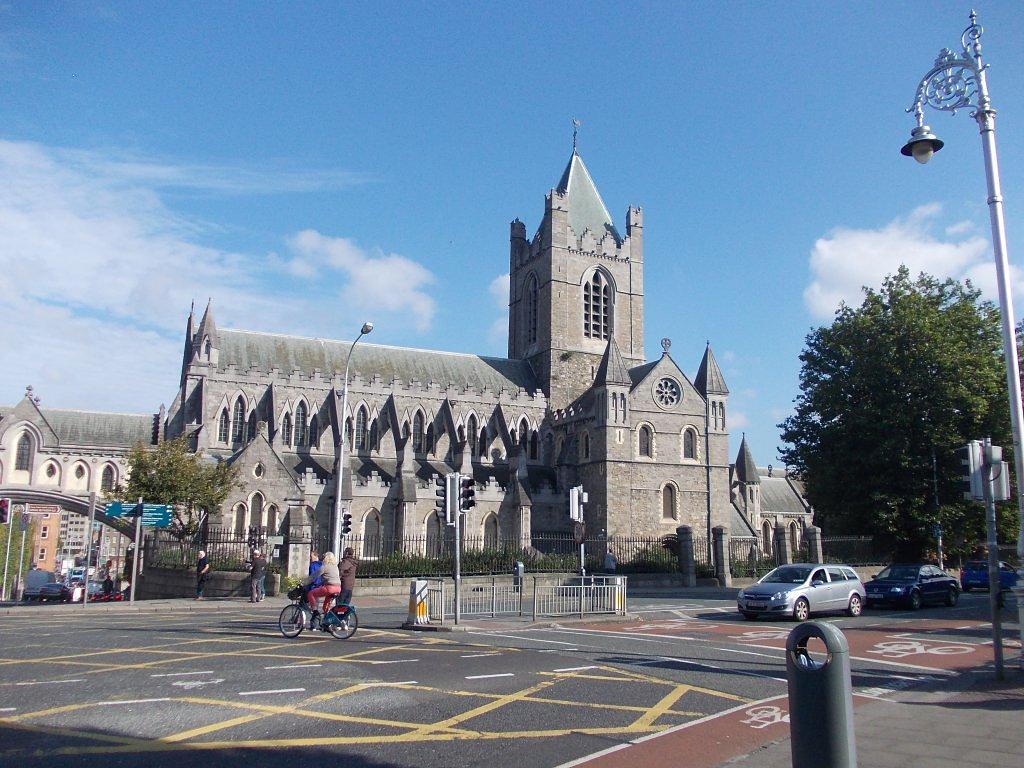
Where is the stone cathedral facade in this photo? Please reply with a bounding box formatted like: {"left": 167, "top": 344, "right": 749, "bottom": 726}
{"left": 154, "top": 148, "right": 811, "bottom": 555}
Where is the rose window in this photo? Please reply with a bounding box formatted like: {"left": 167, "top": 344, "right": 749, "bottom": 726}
{"left": 655, "top": 378, "right": 681, "bottom": 408}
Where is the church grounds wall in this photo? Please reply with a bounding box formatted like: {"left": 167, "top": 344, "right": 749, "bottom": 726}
{"left": 137, "top": 566, "right": 281, "bottom": 600}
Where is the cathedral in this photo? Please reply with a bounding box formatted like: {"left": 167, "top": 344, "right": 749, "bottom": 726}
{"left": 1, "top": 147, "right": 813, "bottom": 567}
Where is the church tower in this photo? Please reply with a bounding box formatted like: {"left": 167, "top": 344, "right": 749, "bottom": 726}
{"left": 508, "top": 149, "right": 644, "bottom": 409}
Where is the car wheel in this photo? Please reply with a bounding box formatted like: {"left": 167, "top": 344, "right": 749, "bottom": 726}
{"left": 793, "top": 598, "right": 810, "bottom": 622}
{"left": 847, "top": 594, "right": 863, "bottom": 617}
{"left": 945, "top": 587, "right": 959, "bottom": 607}
{"left": 741, "top": 611, "right": 758, "bottom": 621}
{"left": 909, "top": 590, "right": 921, "bottom": 610}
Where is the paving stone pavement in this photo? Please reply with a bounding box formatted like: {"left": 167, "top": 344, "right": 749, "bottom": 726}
{"left": 726, "top": 666, "right": 1024, "bottom": 768}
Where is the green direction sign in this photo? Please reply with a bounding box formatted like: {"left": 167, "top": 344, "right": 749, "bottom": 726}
{"left": 105, "top": 502, "right": 172, "bottom": 527}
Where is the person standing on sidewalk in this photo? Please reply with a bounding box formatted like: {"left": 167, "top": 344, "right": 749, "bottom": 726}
{"left": 338, "top": 547, "right": 357, "bottom": 607}
{"left": 196, "top": 550, "right": 211, "bottom": 600}
{"left": 249, "top": 549, "right": 267, "bottom": 603}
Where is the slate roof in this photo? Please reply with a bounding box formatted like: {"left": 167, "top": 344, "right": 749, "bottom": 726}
{"left": 729, "top": 503, "right": 758, "bottom": 537}
{"left": 760, "top": 475, "right": 811, "bottom": 516}
{"left": 216, "top": 329, "right": 541, "bottom": 395}
{"left": 594, "top": 337, "right": 631, "bottom": 386}
{"left": 627, "top": 360, "right": 659, "bottom": 389}
{"left": 734, "top": 437, "right": 760, "bottom": 484}
{"left": 555, "top": 151, "right": 621, "bottom": 244}
{"left": 32, "top": 409, "right": 154, "bottom": 448}
{"left": 694, "top": 344, "right": 729, "bottom": 395}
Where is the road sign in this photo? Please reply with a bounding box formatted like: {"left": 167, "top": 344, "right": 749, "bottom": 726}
{"left": 25, "top": 504, "right": 61, "bottom": 515}
{"left": 267, "top": 535, "right": 284, "bottom": 546}
{"left": 105, "top": 502, "right": 172, "bottom": 527}
{"left": 573, "top": 521, "right": 586, "bottom": 544}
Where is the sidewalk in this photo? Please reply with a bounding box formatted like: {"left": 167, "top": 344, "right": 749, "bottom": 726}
{"left": 725, "top": 666, "right": 1024, "bottom": 768}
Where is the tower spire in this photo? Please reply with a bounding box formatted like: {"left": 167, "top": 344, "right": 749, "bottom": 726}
{"left": 572, "top": 117, "right": 581, "bottom": 152}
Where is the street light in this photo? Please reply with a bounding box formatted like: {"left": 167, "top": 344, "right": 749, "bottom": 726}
{"left": 903, "top": 9, "right": 1024, "bottom": 672}
{"left": 332, "top": 321, "right": 374, "bottom": 557}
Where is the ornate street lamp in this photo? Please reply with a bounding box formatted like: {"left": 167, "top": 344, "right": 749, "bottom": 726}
{"left": 903, "top": 10, "right": 1023, "bottom": 673}
{"left": 332, "top": 322, "right": 374, "bottom": 557}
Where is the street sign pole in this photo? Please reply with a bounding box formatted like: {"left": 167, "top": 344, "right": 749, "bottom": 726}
{"left": 2, "top": 515, "right": 11, "bottom": 601}
{"left": 15, "top": 518, "right": 27, "bottom": 602}
{"left": 83, "top": 492, "right": 96, "bottom": 607}
{"left": 452, "top": 473, "right": 462, "bottom": 625}
{"left": 130, "top": 497, "right": 142, "bottom": 603}
{"left": 982, "top": 438, "right": 1005, "bottom": 680}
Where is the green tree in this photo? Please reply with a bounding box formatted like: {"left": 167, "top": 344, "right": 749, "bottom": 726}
{"left": 115, "top": 437, "right": 238, "bottom": 538}
{"left": 779, "top": 268, "right": 1018, "bottom": 560}
{"left": 0, "top": 511, "right": 37, "bottom": 598}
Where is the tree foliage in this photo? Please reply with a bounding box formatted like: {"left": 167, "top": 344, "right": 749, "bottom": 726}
{"left": 115, "top": 437, "right": 238, "bottom": 537}
{"left": 779, "top": 268, "right": 1018, "bottom": 560}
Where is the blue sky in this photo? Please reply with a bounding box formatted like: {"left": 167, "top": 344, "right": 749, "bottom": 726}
{"left": 2, "top": 1, "right": 1023, "bottom": 467}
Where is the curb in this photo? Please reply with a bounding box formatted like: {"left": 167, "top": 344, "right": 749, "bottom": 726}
{"left": 400, "top": 613, "right": 638, "bottom": 632}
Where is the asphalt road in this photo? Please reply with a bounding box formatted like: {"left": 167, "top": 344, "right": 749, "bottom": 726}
{"left": 0, "top": 592, "right": 1017, "bottom": 768}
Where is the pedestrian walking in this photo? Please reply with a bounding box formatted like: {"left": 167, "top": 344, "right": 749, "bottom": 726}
{"left": 338, "top": 547, "right": 358, "bottom": 607}
{"left": 301, "top": 551, "right": 341, "bottom": 618}
{"left": 604, "top": 548, "right": 618, "bottom": 573}
{"left": 196, "top": 550, "right": 211, "bottom": 600}
{"left": 249, "top": 549, "right": 267, "bottom": 603}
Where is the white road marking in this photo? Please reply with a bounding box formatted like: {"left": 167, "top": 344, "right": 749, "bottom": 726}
{"left": 0, "top": 707, "right": 16, "bottom": 712}
{"left": 465, "top": 673, "right": 514, "bottom": 680}
{"left": 376, "top": 680, "right": 418, "bottom": 686}
{"left": 264, "top": 664, "right": 323, "bottom": 670}
{"left": 466, "top": 631, "right": 581, "bottom": 645}
{"left": 460, "top": 653, "right": 500, "bottom": 658}
{"left": 16, "top": 679, "right": 84, "bottom": 686}
{"left": 552, "top": 665, "right": 598, "bottom": 672}
{"left": 538, "top": 648, "right": 579, "bottom": 653}
{"left": 150, "top": 671, "right": 214, "bottom": 677}
{"left": 238, "top": 688, "right": 306, "bottom": 696}
{"left": 713, "top": 647, "right": 784, "bottom": 659}
{"left": 97, "top": 698, "right": 172, "bottom": 706}
{"left": 368, "top": 659, "right": 420, "bottom": 665}
{"left": 172, "top": 678, "right": 224, "bottom": 690}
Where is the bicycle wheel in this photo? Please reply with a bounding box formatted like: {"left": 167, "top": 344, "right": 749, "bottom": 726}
{"left": 328, "top": 609, "right": 358, "bottom": 639}
{"left": 278, "top": 604, "right": 306, "bottom": 638}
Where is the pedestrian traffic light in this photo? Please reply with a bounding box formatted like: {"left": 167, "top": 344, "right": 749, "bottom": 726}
{"left": 955, "top": 441, "right": 984, "bottom": 502}
{"left": 0, "top": 498, "right": 9, "bottom": 525}
{"left": 460, "top": 476, "right": 476, "bottom": 512}
{"left": 435, "top": 474, "right": 447, "bottom": 516}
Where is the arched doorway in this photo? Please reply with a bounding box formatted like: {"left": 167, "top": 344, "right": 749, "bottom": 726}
{"left": 483, "top": 514, "right": 499, "bottom": 550}
{"left": 762, "top": 520, "right": 773, "bottom": 555}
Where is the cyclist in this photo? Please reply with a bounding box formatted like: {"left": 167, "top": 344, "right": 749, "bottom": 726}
{"left": 301, "top": 550, "right": 341, "bottom": 622}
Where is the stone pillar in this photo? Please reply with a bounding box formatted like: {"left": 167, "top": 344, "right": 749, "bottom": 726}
{"left": 677, "top": 525, "right": 697, "bottom": 587}
{"left": 517, "top": 506, "right": 532, "bottom": 550}
{"left": 774, "top": 523, "right": 793, "bottom": 565}
{"left": 805, "top": 525, "right": 824, "bottom": 564}
{"left": 712, "top": 525, "right": 732, "bottom": 587}
{"left": 286, "top": 510, "right": 312, "bottom": 579}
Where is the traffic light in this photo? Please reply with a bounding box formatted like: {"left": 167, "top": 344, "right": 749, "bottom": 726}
{"left": 0, "top": 498, "right": 9, "bottom": 525}
{"left": 460, "top": 476, "right": 476, "bottom": 512}
{"left": 955, "top": 441, "right": 983, "bottom": 502}
{"left": 568, "top": 485, "right": 587, "bottom": 522}
{"left": 435, "top": 474, "right": 448, "bottom": 517}
{"left": 341, "top": 512, "right": 352, "bottom": 536}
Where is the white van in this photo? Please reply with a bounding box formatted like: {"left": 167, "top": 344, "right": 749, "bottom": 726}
{"left": 23, "top": 569, "right": 58, "bottom": 601}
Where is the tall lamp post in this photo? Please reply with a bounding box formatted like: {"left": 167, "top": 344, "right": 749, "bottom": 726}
{"left": 332, "top": 322, "right": 374, "bottom": 557}
{"left": 902, "top": 9, "right": 1024, "bottom": 668}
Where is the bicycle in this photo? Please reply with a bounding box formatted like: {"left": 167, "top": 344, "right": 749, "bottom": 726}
{"left": 278, "top": 585, "right": 358, "bottom": 640}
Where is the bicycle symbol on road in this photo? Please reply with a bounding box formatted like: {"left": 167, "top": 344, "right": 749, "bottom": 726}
{"left": 730, "top": 630, "right": 790, "bottom": 641}
{"left": 630, "top": 619, "right": 718, "bottom": 632}
{"left": 867, "top": 640, "right": 973, "bottom": 659}
{"left": 741, "top": 704, "right": 790, "bottom": 729}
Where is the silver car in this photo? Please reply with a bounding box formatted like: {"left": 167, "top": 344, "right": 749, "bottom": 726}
{"left": 737, "top": 563, "right": 866, "bottom": 621}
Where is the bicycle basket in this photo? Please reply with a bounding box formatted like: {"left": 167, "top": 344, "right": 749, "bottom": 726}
{"left": 287, "top": 586, "right": 305, "bottom": 601}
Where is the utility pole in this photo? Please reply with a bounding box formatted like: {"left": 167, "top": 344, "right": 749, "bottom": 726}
{"left": 83, "top": 492, "right": 96, "bottom": 606}
{"left": 931, "top": 446, "right": 943, "bottom": 571}
{"left": 981, "top": 438, "right": 1005, "bottom": 680}
{"left": 448, "top": 473, "right": 461, "bottom": 624}
{"left": 129, "top": 497, "right": 142, "bottom": 603}
{"left": 15, "top": 515, "right": 27, "bottom": 601}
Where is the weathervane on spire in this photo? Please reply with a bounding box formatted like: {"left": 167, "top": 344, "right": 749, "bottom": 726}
{"left": 572, "top": 118, "right": 581, "bottom": 151}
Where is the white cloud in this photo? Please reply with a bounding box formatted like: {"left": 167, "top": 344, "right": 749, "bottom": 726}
{"left": 0, "top": 138, "right": 432, "bottom": 410}
{"left": 489, "top": 273, "right": 510, "bottom": 308}
{"left": 803, "top": 204, "right": 1016, "bottom": 320}
{"left": 728, "top": 409, "right": 750, "bottom": 430}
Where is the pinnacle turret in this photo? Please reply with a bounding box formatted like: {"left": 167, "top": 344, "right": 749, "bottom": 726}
{"left": 695, "top": 342, "right": 729, "bottom": 396}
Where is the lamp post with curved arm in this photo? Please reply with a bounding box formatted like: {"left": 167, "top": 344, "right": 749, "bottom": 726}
{"left": 332, "top": 322, "right": 374, "bottom": 557}
{"left": 902, "top": 10, "right": 1022, "bottom": 674}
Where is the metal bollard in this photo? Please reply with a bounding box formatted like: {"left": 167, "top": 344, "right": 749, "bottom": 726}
{"left": 786, "top": 621, "right": 857, "bottom": 768}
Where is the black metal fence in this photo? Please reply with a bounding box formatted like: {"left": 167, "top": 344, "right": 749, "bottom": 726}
{"left": 146, "top": 526, "right": 270, "bottom": 572}
{"left": 729, "top": 538, "right": 776, "bottom": 578}
{"left": 821, "top": 536, "right": 890, "bottom": 566}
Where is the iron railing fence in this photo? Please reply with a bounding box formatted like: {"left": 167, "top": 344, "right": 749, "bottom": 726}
{"left": 425, "top": 576, "right": 627, "bottom": 623}
{"left": 821, "top": 536, "right": 890, "bottom": 566}
{"left": 729, "top": 538, "right": 776, "bottom": 579}
{"left": 146, "top": 525, "right": 268, "bottom": 572}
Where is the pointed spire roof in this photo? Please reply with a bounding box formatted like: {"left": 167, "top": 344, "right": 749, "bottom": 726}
{"left": 735, "top": 435, "right": 760, "bottom": 484}
{"left": 196, "top": 299, "right": 217, "bottom": 345}
{"left": 594, "top": 336, "right": 631, "bottom": 386}
{"left": 555, "top": 151, "right": 621, "bottom": 244}
{"left": 694, "top": 343, "right": 729, "bottom": 395}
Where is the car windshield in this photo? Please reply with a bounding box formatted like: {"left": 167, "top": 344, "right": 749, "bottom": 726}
{"left": 964, "top": 561, "right": 986, "bottom": 570}
{"left": 761, "top": 566, "right": 813, "bottom": 584}
{"left": 876, "top": 565, "right": 920, "bottom": 580}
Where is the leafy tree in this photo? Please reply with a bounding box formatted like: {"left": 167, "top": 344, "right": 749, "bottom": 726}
{"left": 780, "top": 267, "right": 1018, "bottom": 560}
{"left": 114, "top": 437, "right": 238, "bottom": 538}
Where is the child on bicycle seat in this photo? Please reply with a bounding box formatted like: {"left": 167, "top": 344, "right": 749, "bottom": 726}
{"left": 301, "top": 551, "right": 341, "bottom": 616}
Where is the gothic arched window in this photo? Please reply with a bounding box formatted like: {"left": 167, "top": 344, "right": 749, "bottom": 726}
{"left": 662, "top": 483, "right": 677, "bottom": 520}
{"left": 355, "top": 406, "right": 368, "bottom": 451}
{"left": 233, "top": 502, "right": 247, "bottom": 537}
{"left": 101, "top": 464, "right": 115, "bottom": 492}
{"left": 363, "top": 510, "right": 382, "bottom": 558}
{"left": 583, "top": 269, "right": 612, "bottom": 340}
{"left": 483, "top": 514, "right": 499, "bottom": 549}
{"left": 250, "top": 492, "right": 265, "bottom": 529}
{"left": 582, "top": 432, "right": 590, "bottom": 460}
{"left": 15, "top": 433, "right": 32, "bottom": 471}
{"left": 467, "top": 415, "right": 478, "bottom": 457}
{"left": 218, "top": 409, "right": 230, "bottom": 443}
{"left": 529, "top": 431, "right": 539, "bottom": 460}
{"left": 231, "top": 397, "right": 245, "bottom": 443}
{"left": 711, "top": 401, "right": 718, "bottom": 429}
{"left": 294, "top": 402, "right": 308, "bottom": 447}
{"left": 762, "top": 521, "right": 773, "bottom": 554}
{"left": 412, "top": 411, "right": 425, "bottom": 453}
{"left": 309, "top": 415, "right": 319, "bottom": 448}
{"left": 525, "top": 274, "right": 538, "bottom": 345}
{"left": 720, "top": 403, "right": 726, "bottom": 430}
{"left": 282, "top": 413, "right": 292, "bottom": 447}
{"left": 638, "top": 425, "right": 653, "bottom": 458}
{"left": 369, "top": 418, "right": 379, "bottom": 452}
{"left": 518, "top": 419, "right": 529, "bottom": 449}
{"left": 479, "top": 427, "right": 488, "bottom": 459}
{"left": 683, "top": 428, "right": 697, "bottom": 460}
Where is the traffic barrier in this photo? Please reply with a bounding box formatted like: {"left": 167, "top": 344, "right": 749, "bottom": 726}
{"left": 786, "top": 621, "right": 857, "bottom": 768}
{"left": 406, "top": 579, "right": 429, "bottom": 626}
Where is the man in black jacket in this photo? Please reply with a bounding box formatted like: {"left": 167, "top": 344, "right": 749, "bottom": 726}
{"left": 249, "top": 549, "right": 268, "bottom": 603}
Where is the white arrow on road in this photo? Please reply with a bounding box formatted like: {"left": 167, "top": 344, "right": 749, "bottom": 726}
{"left": 171, "top": 678, "right": 224, "bottom": 690}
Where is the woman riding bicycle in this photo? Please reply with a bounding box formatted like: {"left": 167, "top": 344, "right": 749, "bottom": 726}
{"left": 301, "top": 550, "right": 341, "bottom": 619}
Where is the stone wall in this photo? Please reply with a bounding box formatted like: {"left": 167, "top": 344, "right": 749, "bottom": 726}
{"left": 137, "top": 567, "right": 280, "bottom": 600}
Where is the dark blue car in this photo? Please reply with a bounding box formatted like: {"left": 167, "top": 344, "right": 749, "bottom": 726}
{"left": 960, "top": 560, "right": 1019, "bottom": 593}
{"left": 864, "top": 564, "right": 959, "bottom": 610}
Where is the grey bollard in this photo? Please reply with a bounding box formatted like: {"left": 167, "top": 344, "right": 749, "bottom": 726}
{"left": 786, "top": 621, "right": 857, "bottom": 768}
